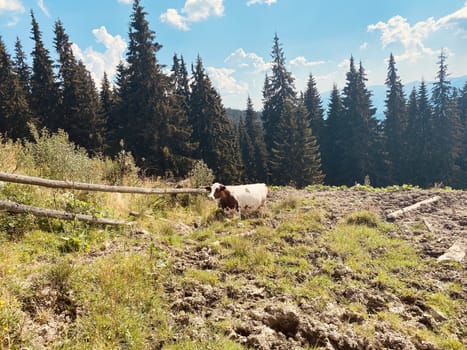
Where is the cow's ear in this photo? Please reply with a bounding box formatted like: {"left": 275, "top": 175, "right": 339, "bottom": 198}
{"left": 220, "top": 185, "right": 226, "bottom": 191}
{"left": 205, "top": 186, "right": 211, "bottom": 192}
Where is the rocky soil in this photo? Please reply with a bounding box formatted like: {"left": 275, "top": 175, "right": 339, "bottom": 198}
{"left": 166, "top": 188, "right": 466, "bottom": 350}
{"left": 18, "top": 188, "right": 466, "bottom": 349}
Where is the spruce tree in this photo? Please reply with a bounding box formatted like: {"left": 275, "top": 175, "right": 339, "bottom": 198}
{"left": 323, "top": 84, "right": 345, "bottom": 185}
{"left": 430, "top": 51, "right": 462, "bottom": 186}
{"left": 460, "top": 82, "right": 467, "bottom": 125}
{"left": 238, "top": 116, "right": 255, "bottom": 182}
{"left": 99, "top": 72, "right": 114, "bottom": 154}
{"left": 30, "top": 11, "right": 61, "bottom": 132}
{"left": 13, "top": 37, "right": 31, "bottom": 102}
{"left": 269, "top": 98, "right": 323, "bottom": 187}
{"left": 458, "top": 82, "right": 467, "bottom": 188}
{"left": 262, "top": 34, "right": 296, "bottom": 182}
{"left": 108, "top": 61, "right": 128, "bottom": 155}
{"left": 244, "top": 96, "right": 268, "bottom": 182}
{"left": 383, "top": 53, "right": 407, "bottom": 184}
{"left": 405, "top": 87, "right": 420, "bottom": 185}
{"left": 118, "top": 0, "right": 169, "bottom": 173}
{"left": 0, "top": 37, "right": 31, "bottom": 140}
{"left": 303, "top": 73, "right": 325, "bottom": 146}
{"left": 54, "top": 20, "right": 103, "bottom": 153}
{"left": 415, "top": 81, "right": 434, "bottom": 187}
{"left": 190, "top": 56, "right": 242, "bottom": 183}
{"left": 163, "top": 54, "right": 196, "bottom": 177}
{"left": 341, "top": 57, "right": 379, "bottom": 186}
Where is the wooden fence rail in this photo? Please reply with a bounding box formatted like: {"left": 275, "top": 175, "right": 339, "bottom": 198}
{"left": 0, "top": 172, "right": 207, "bottom": 195}
{"left": 0, "top": 199, "right": 131, "bottom": 226}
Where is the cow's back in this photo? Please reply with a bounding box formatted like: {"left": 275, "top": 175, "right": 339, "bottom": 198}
{"left": 228, "top": 183, "right": 267, "bottom": 211}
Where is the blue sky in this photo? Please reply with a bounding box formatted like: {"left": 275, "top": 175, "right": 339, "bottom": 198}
{"left": 1, "top": 0, "right": 466, "bottom": 110}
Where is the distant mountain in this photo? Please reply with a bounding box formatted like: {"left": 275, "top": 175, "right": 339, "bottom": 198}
{"left": 225, "top": 108, "right": 245, "bottom": 125}
{"left": 226, "top": 107, "right": 263, "bottom": 125}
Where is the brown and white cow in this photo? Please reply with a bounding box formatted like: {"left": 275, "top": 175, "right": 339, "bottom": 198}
{"left": 205, "top": 182, "right": 268, "bottom": 216}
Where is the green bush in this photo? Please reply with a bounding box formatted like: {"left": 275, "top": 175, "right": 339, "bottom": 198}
{"left": 20, "top": 127, "right": 101, "bottom": 182}
{"left": 189, "top": 160, "right": 214, "bottom": 187}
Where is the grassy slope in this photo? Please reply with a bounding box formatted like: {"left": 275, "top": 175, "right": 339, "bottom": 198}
{"left": 0, "top": 136, "right": 465, "bottom": 349}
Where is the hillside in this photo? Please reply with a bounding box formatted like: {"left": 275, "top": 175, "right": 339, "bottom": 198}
{"left": 1, "top": 177, "right": 465, "bottom": 349}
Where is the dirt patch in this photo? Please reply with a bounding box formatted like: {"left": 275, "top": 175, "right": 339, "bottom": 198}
{"left": 165, "top": 188, "right": 466, "bottom": 349}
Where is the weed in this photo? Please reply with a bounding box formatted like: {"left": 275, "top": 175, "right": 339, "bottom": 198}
{"left": 345, "top": 210, "right": 378, "bottom": 227}
{"left": 184, "top": 269, "right": 219, "bottom": 287}
{"left": 163, "top": 338, "right": 244, "bottom": 350}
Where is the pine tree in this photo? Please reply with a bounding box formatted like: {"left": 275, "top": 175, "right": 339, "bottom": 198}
{"left": 190, "top": 56, "right": 242, "bottom": 183}
{"left": 405, "top": 87, "right": 420, "bottom": 184}
{"left": 0, "top": 37, "right": 32, "bottom": 140}
{"left": 341, "top": 57, "right": 379, "bottom": 186}
{"left": 108, "top": 61, "right": 128, "bottom": 155}
{"left": 430, "top": 50, "right": 462, "bottom": 186}
{"left": 303, "top": 73, "right": 325, "bottom": 146}
{"left": 238, "top": 116, "right": 255, "bottom": 182}
{"left": 458, "top": 82, "right": 467, "bottom": 188}
{"left": 414, "top": 81, "right": 434, "bottom": 187}
{"left": 323, "top": 84, "right": 345, "bottom": 185}
{"left": 269, "top": 98, "right": 323, "bottom": 187}
{"left": 54, "top": 20, "right": 103, "bottom": 153}
{"left": 244, "top": 96, "right": 268, "bottom": 182}
{"left": 13, "top": 37, "right": 31, "bottom": 102}
{"left": 30, "top": 11, "right": 61, "bottom": 132}
{"left": 163, "top": 54, "right": 196, "bottom": 177}
{"left": 99, "top": 72, "right": 114, "bottom": 154}
{"left": 383, "top": 53, "right": 407, "bottom": 184}
{"left": 460, "top": 82, "right": 467, "bottom": 125}
{"left": 262, "top": 34, "right": 296, "bottom": 182}
{"left": 117, "top": 0, "right": 169, "bottom": 173}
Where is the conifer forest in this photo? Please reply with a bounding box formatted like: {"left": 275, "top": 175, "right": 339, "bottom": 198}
{"left": 1, "top": 0, "right": 466, "bottom": 189}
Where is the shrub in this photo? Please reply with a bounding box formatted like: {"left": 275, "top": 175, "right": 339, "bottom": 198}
{"left": 20, "top": 127, "right": 101, "bottom": 182}
{"left": 102, "top": 149, "right": 139, "bottom": 185}
{"left": 188, "top": 160, "right": 214, "bottom": 187}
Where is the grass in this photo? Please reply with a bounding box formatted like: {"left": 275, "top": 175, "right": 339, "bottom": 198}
{"left": 0, "top": 136, "right": 465, "bottom": 349}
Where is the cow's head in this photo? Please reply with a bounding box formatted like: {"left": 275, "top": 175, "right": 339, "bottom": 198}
{"left": 205, "top": 182, "right": 226, "bottom": 200}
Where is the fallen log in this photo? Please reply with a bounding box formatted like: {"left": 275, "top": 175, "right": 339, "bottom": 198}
{"left": 0, "top": 172, "right": 207, "bottom": 195}
{"left": 386, "top": 196, "right": 441, "bottom": 220}
{"left": 0, "top": 199, "right": 131, "bottom": 226}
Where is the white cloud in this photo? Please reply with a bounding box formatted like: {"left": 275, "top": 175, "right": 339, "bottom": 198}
{"left": 117, "top": 0, "right": 132, "bottom": 4}
{"left": 225, "top": 48, "right": 270, "bottom": 72}
{"left": 160, "top": 8, "right": 189, "bottom": 31}
{"left": 360, "top": 42, "right": 368, "bottom": 50}
{"left": 368, "top": 1, "right": 467, "bottom": 62}
{"left": 160, "top": 0, "right": 224, "bottom": 31}
{"left": 37, "top": 0, "right": 50, "bottom": 17}
{"left": 289, "top": 56, "right": 326, "bottom": 67}
{"left": 0, "top": 0, "right": 24, "bottom": 13}
{"left": 72, "top": 26, "right": 127, "bottom": 85}
{"left": 246, "top": 0, "right": 277, "bottom": 6}
{"left": 338, "top": 59, "right": 350, "bottom": 69}
{"left": 206, "top": 67, "right": 248, "bottom": 95}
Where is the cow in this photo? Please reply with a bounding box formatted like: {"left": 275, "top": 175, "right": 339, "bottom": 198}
{"left": 205, "top": 182, "right": 268, "bottom": 217}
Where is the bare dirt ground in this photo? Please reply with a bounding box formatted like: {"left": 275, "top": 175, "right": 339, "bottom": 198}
{"left": 20, "top": 188, "right": 467, "bottom": 349}
{"left": 166, "top": 188, "right": 466, "bottom": 350}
